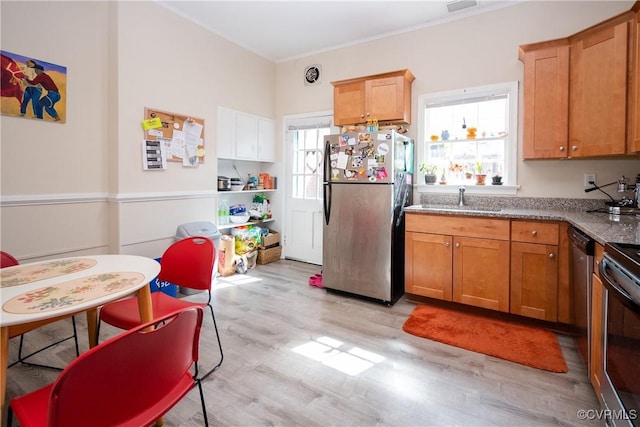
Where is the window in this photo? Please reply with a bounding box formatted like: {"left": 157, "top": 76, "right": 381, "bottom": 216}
{"left": 418, "top": 81, "right": 518, "bottom": 190}
{"left": 287, "top": 117, "right": 332, "bottom": 200}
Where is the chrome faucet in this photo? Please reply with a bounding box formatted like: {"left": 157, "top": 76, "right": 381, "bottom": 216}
{"left": 458, "top": 186, "right": 466, "bottom": 207}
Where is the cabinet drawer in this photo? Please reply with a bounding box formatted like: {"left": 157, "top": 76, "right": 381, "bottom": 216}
{"left": 511, "top": 221, "right": 559, "bottom": 245}
{"left": 405, "top": 214, "right": 509, "bottom": 240}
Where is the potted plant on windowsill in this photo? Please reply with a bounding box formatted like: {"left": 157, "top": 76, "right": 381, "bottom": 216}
{"left": 474, "top": 160, "right": 486, "bottom": 185}
{"left": 419, "top": 163, "right": 439, "bottom": 185}
{"left": 491, "top": 174, "right": 503, "bottom": 185}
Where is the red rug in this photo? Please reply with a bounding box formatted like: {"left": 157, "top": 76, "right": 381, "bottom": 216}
{"left": 402, "top": 305, "right": 568, "bottom": 373}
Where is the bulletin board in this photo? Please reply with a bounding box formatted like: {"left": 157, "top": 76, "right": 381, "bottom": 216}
{"left": 143, "top": 108, "right": 205, "bottom": 165}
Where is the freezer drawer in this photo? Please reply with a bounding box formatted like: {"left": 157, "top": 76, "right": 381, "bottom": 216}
{"left": 323, "top": 183, "right": 394, "bottom": 301}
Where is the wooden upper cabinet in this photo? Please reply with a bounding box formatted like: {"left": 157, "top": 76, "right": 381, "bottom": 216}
{"left": 519, "top": 43, "right": 570, "bottom": 159}
{"left": 569, "top": 20, "right": 629, "bottom": 157}
{"left": 332, "top": 70, "right": 415, "bottom": 126}
{"left": 519, "top": 4, "right": 640, "bottom": 159}
{"left": 631, "top": 9, "right": 640, "bottom": 153}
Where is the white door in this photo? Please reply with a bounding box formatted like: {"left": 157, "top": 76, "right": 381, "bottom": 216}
{"left": 284, "top": 113, "right": 336, "bottom": 265}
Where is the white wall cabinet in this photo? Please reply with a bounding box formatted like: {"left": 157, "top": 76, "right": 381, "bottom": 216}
{"left": 217, "top": 106, "right": 276, "bottom": 162}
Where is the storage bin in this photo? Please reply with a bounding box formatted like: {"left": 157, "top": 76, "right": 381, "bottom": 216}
{"left": 257, "top": 245, "right": 282, "bottom": 265}
{"left": 261, "top": 229, "right": 280, "bottom": 248}
{"left": 149, "top": 257, "right": 178, "bottom": 297}
{"left": 175, "top": 221, "right": 221, "bottom": 295}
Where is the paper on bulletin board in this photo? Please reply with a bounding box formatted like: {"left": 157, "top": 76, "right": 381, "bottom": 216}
{"left": 142, "top": 140, "right": 167, "bottom": 170}
{"left": 143, "top": 108, "right": 205, "bottom": 164}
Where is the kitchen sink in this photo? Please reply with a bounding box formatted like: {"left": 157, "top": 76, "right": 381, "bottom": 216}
{"left": 418, "top": 205, "right": 502, "bottom": 214}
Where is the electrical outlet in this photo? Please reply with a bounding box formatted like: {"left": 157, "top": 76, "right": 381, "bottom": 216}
{"left": 584, "top": 173, "right": 597, "bottom": 189}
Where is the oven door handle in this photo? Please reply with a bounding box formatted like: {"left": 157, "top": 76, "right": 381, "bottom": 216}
{"left": 601, "top": 257, "right": 640, "bottom": 313}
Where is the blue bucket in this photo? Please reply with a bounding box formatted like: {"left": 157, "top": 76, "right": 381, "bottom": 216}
{"left": 148, "top": 258, "right": 178, "bottom": 297}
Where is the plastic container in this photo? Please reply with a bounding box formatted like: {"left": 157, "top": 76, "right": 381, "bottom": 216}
{"left": 175, "top": 221, "right": 222, "bottom": 295}
{"left": 218, "top": 200, "right": 229, "bottom": 225}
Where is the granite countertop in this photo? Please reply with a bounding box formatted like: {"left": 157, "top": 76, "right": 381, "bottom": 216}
{"left": 404, "top": 197, "right": 640, "bottom": 246}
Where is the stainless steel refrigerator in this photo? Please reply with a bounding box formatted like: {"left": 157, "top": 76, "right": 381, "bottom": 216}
{"left": 322, "top": 130, "right": 413, "bottom": 305}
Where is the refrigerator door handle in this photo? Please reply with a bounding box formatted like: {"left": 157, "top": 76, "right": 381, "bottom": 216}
{"left": 323, "top": 138, "right": 331, "bottom": 184}
{"left": 323, "top": 138, "right": 332, "bottom": 225}
{"left": 324, "top": 183, "right": 332, "bottom": 225}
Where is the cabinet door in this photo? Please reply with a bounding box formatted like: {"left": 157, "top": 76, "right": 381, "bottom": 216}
{"left": 521, "top": 45, "right": 570, "bottom": 159}
{"left": 217, "top": 107, "right": 236, "bottom": 160}
{"left": 452, "top": 236, "right": 510, "bottom": 312}
{"left": 631, "top": 13, "right": 640, "bottom": 153}
{"left": 405, "top": 232, "right": 453, "bottom": 300}
{"left": 366, "top": 75, "right": 407, "bottom": 124}
{"left": 570, "top": 21, "right": 628, "bottom": 157}
{"left": 235, "top": 113, "right": 258, "bottom": 160}
{"left": 590, "top": 272, "right": 604, "bottom": 394}
{"left": 333, "top": 80, "right": 366, "bottom": 126}
{"left": 258, "top": 118, "right": 275, "bottom": 161}
{"left": 510, "top": 242, "right": 558, "bottom": 321}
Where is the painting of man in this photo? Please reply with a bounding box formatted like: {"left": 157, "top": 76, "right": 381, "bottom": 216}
{"left": 0, "top": 50, "right": 66, "bottom": 123}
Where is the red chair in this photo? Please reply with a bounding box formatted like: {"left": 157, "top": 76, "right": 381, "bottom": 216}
{"left": 1, "top": 251, "right": 79, "bottom": 370}
{"left": 8, "top": 307, "right": 209, "bottom": 427}
{"left": 98, "top": 236, "right": 223, "bottom": 379}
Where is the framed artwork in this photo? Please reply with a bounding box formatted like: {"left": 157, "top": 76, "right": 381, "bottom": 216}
{"left": 1, "top": 50, "right": 67, "bottom": 123}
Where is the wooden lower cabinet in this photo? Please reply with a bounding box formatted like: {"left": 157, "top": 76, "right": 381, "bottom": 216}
{"left": 406, "top": 214, "right": 571, "bottom": 320}
{"left": 510, "top": 241, "right": 559, "bottom": 321}
{"left": 591, "top": 272, "right": 604, "bottom": 397}
{"left": 405, "top": 232, "right": 452, "bottom": 300}
{"left": 590, "top": 243, "right": 605, "bottom": 398}
{"left": 405, "top": 214, "right": 510, "bottom": 312}
{"left": 453, "top": 236, "right": 510, "bottom": 312}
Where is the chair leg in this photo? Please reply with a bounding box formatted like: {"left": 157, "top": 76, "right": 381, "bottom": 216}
{"left": 7, "top": 406, "right": 14, "bottom": 427}
{"left": 196, "top": 378, "right": 209, "bottom": 427}
{"left": 200, "top": 304, "right": 223, "bottom": 380}
{"left": 8, "top": 316, "right": 79, "bottom": 371}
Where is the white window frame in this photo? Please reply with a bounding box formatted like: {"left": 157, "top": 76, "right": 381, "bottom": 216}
{"left": 416, "top": 81, "right": 519, "bottom": 195}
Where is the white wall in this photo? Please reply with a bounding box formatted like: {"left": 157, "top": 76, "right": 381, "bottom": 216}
{"left": 275, "top": 1, "right": 639, "bottom": 200}
{"left": 0, "top": 1, "right": 275, "bottom": 261}
{"left": 1, "top": 1, "right": 638, "bottom": 261}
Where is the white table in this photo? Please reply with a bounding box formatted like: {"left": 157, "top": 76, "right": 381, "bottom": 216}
{"left": 0, "top": 254, "right": 160, "bottom": 422}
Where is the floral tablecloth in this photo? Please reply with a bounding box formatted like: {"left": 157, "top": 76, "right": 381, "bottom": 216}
{"left": 3, "top": 272, "right": 145, "bottom": 314}
{"left": 0, "top": 258, "right": 97, "bottom": 288}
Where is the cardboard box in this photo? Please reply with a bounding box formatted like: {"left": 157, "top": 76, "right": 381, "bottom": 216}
{"left": 257, "top": 245, "right": 282, "bottom": 265}
{"left": 261, "top": 229, "right": 280, "bottom": 248}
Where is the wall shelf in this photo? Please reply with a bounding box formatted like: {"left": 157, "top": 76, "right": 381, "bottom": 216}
{"left": 218, "top": 218, "right": 275, "bottom": 231}
{"left": 218, "top": 189, "right": 276, "bottom": 195}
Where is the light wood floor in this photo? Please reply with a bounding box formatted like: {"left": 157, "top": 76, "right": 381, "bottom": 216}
{"left": 4, "top": 259, "right": 600, "bottom": 427}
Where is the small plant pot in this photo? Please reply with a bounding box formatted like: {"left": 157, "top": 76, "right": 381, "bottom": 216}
{"left": 492, "top": 177, "right": 503, "bottom": 185}
{"left": 424, "top": 174, "right": 437, "bottom": 185}
{"left": 475, "top": 174, "right": 487, "bottom": 185}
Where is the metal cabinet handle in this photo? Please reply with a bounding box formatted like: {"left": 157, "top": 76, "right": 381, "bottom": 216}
{"left": 549, "top": 253, "right": 555, "bottom": 259}
{"left": 559, "top": 146, "right": 565, "bottom": 151}
{"left": 531, "top": 230, "right": 537, "bottom": 237}
{"left": 455, "top": 242, "right": 460, "bottom": 248}
{"left": 572, "top": 145, "right": 578, "bottom": 151}
{"left": 444, "top": 242, "right": 450, "bottom": 247}
{"left": 360, "top": 114, "right": 365, "bottom": 119}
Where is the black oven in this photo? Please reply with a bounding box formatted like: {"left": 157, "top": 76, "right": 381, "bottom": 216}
{"left": 600, "top": 243, "right": 640, "bottom": 427}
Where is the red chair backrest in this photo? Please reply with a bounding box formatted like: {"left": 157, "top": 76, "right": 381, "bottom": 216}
{"left": 1, "top": 251, "right": 19, "bottom": 268}
{"left": 158, "top": 236, "right": 215, "bottom": 292}
{"left": 48, "top": 307, "right": 203, "bottom": 426}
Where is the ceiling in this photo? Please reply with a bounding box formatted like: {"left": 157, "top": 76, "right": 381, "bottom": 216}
{"left": 156, "top": 1, "right": 521, "bottom": 62}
